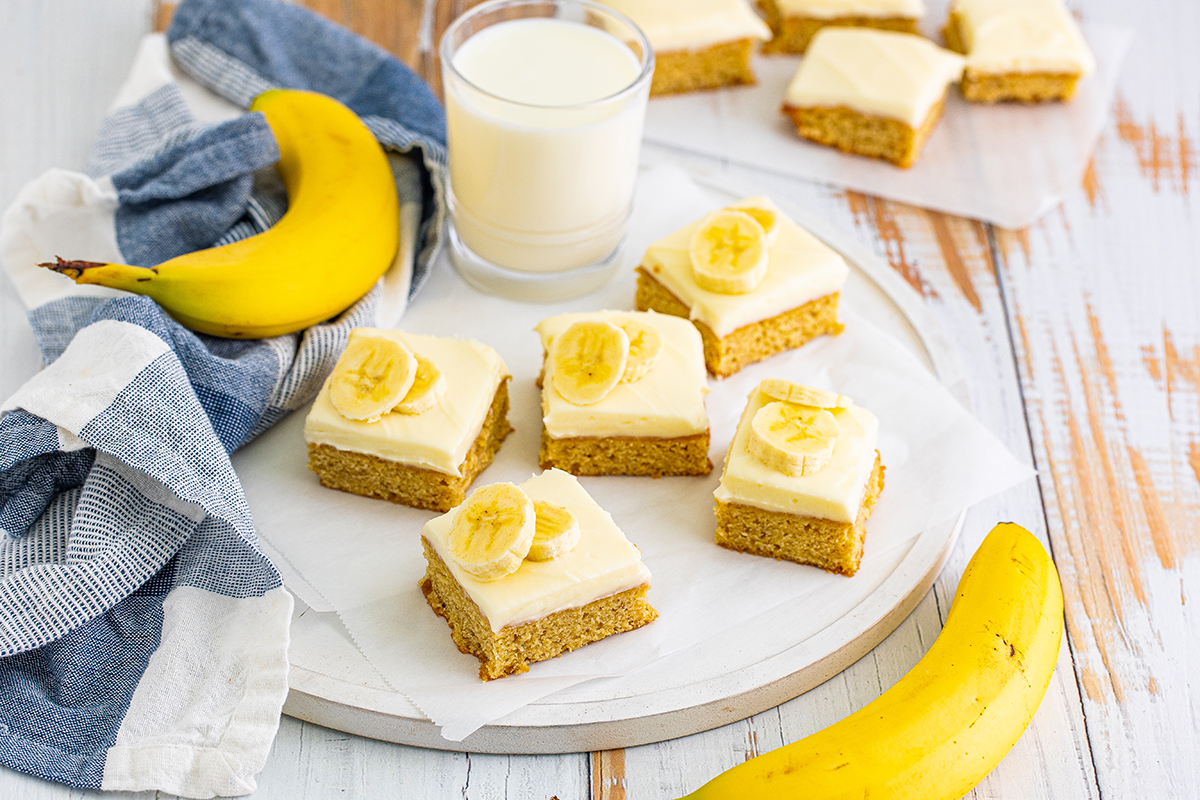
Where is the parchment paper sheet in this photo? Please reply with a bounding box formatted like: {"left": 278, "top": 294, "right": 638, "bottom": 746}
{"left": 642, "top": 7, "right": 1131, "bottom": 228}
{"left": 235, "top": 166, "right": 1035, "bottom": 740}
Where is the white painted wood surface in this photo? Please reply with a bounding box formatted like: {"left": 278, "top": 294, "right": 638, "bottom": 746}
{"left": 0, "top": 0, "right": 1193, "bottom": 798}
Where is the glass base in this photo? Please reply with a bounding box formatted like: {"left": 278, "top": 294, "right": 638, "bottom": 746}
{"left": 447, "top": 223, "right": 625, "bottom": 303}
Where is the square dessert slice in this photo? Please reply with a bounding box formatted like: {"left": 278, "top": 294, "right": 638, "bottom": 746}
{"left": 636, "top": 196, "right": 850, "bottom": 378}
{"left": 305, "top": 328, "right": 512, "bottom": 513}
{"left": 780, "top": 28, "right": 965, "bottom": 167}
{"left": 759, "top": 0, "right": 925, "bottom": 55}
{"left": 420, "top": 469, "right": 658, "bottom": 680}
{"left": 598, "top": 0, "right": 771, "bottom": 95}
{"left": 714, "top": 379, "right": 885, "bottom": 576}
{"left": 942, "top": 0, "right": 1095, "bottom": 103}
{"left": 537, "top": 310, "right": 711, "bottom": 477}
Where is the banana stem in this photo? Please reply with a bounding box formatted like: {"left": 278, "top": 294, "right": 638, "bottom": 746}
{"left": 38, "top": 256, "right": 157, "bottom": 289}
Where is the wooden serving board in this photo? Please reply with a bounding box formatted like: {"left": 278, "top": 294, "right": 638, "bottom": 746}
{"left": 272, "top": 173, "right": 971, "bottom": 754}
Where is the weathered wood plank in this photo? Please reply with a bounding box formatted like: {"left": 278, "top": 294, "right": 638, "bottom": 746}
{"left": 991, "top": 0, "right": 1200, "bottom": 796}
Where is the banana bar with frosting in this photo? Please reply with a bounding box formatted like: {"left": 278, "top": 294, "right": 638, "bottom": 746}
{"left": 597, "top": 0, "right": 771, "bottom": 96}
{"left": 536, "top": 310, "right": 711, "bottom": 477}
{"left": 942, "top": 0, "right": 1095, "bottom": 103}
{"left": 420, "top": 469, "right": 657, "bottom": 680}
{"left": 759, "top": 0, "right": 925, "bottom": 54}
{"left": 636, "top": 196, "right": 849, "bottom": 378}
{"left": 304, "top": 328, "right": 512, "bottom": 512}
{"left": 714, "top": 379, "right": 885, "bottom": 576}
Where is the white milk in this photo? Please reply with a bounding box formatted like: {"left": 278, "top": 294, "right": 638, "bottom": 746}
{"left": 445, "top": 18, "right": 648, "bottom": 273}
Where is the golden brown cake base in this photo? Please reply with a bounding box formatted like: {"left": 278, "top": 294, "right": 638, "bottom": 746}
{"left": 420, "top": 538, "right": 658, "bottom": 680}
{"left": 651, "top": 38, "right": 758, "bottom": 96}
{"left": 539, "top": 429, "right": 712, "bottom": 477}
{"left": 943, "top": 15, "right": 1082, "bottom": 103}
{"left": 715, "top": 453, "right": 884, "bottom": 576}
{"left": 635, "top": 267, "right": 843, "bottom": 378}
{"left": 758, "top": 0, "right": 918, "bottom": 54}
{"left": 306, "top": 380, "right": 512, "bottom": 513}
{"left": 781, "top": 94, "right": 947, "bottom": 168}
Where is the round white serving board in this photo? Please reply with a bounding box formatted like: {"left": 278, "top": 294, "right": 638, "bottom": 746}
{"left": 272, "top": 172, "right": 969, "bottom": 754}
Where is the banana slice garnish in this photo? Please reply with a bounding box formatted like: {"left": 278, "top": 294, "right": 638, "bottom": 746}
{"left": 613, "top": 317, "right": 664, "bottom": 383}
{"left": 725, "top": 202, "right": 779, "bottom": 248}
{"left": 759, "top": 378, "right": 853, "bottom": 409}
{"left": 551, "top": 320, "right": 630, "bottom": 405}
{"left": 527, "top": 500, "right": 581, "bottom": 561}
{"left": 329, "top": 334, "right": 417, "bottom": 422}
{"left": 748, "top": 401, "right": 839, "bottom": 477}
{"left": 688, "top": 209, "right": 769, "bottom": 294}
{"left": 393, "top": 353, "right": 446, "bottom": 415}
{"left": 447, "top": 483, "right": 536, "bottom": 581}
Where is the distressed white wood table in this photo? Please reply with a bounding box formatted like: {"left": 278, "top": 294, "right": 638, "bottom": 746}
{"left": 1, "top": 0, "right": 1195, "bottom": 797}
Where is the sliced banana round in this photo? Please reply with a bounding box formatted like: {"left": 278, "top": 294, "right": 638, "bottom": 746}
{"left": 447, "top": 483, "right": 536, "bottom": 581}
{"left": 688, "top": 209, "right": 769, "bottom": 295}
{"left": 329, "top": 334, "right": 417, "bottom": 422}
{"left": 393, "top": 353, "right": 446, "bottom": 415}
{"left": 748, "top": 401, "right": 839, "bottom": 477}
{"left": 613, "top": 317, "right": 663, "bottom": 382}
{"left": 550, "top": 320, "right": 630, "bottom": 405}
{"left": 527, "top": 500, "right": 581, "bottom": 561}
{"left": 725, "top": 203, "right": 779, "bottom": 248}
{"left": 759, "top": 378, "right": 853, "bottom": 409}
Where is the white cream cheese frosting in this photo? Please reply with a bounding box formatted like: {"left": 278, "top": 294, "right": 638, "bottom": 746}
{"left": 775, "top": 0, "right": 925, "bottom": 20}
{"left": 783, "top": 28, "right": 965, "bottom": 128}
{"left": 715, "top": 386, "right": 880, "bottom": 523}
{"left": 304, "top": 329, "right": 509, "bottom": 477}
{"left": 598, "top": 0, "right": 770, "bottom": 53}
{"left": 641, "top": 196, "right": 850, "bottom": 339}
{"left": 950, "top": 0, "right": 1095, "bottom": 76}
{"left": 537, "top": 309, "right": 709, "bottom": 439}
{"left": 423, "top": 469, "right": 653, "bottom": 632}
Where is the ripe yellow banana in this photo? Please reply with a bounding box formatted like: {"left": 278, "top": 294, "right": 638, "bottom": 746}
{"left": 42, "top": 89, "right": 399, "bottom": 338}
{"left": 682, "top": 522, "right": 1063, "bottom": 800}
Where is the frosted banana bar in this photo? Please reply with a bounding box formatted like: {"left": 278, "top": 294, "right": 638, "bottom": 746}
{"left": 759, "top": 0, "right": 926, "bottom": 54}
{"left": 597, "top": 0, "right": 770, "bottom": 95}
{"left": 780, "top": 28, "right": 965, "bottom": 168}
{"left": 714, "top": 379, "right": 885, "bottom": 576}
{"left": 420, "top": 469, "right": 657, "bottom": 680}
{"left": 636, "top": 196, "right": 849, "bottom": 377}
{"left": 942, "top": 0, "right": 1095, "bottom": 103}
{"left": 305, "top": 328, "right": 512, "bottom": 512}
{"left": 536, "top": 309, "right": 712, "bottom": 477}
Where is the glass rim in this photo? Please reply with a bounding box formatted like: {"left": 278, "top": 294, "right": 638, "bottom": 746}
{"left": 439, "top": 0, "right": 655, "bottom": 111}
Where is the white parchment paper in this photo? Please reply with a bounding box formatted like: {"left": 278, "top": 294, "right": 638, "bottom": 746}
{"left": 235, "top": 166, "right": 1034, "bottom": 741}
{"left": 642, "top": 9, "right": 1131, "bottom": 228}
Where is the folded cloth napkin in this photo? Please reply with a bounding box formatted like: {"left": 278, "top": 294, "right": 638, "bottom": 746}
{"left": 0, "top": 0, "right": 445, "bottom": 795}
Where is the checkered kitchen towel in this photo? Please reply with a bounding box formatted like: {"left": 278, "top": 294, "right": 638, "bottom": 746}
{"left": 0, "top": 0, "right": 444, "bottom": 795}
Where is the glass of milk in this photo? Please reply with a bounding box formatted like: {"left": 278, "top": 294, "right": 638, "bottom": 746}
{"left": 441, "top": 0, "right": 653, "bottom": 301}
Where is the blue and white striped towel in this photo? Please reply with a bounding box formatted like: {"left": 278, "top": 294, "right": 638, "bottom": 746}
{"left": 0, "top": 0, "right": 445, "bottom": 795}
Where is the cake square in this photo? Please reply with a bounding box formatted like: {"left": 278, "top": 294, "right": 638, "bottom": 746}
{"left": 420, "top": 469, "right": 658, "bottom": 680}
{"left": 942, "top": 0, "right": 1095, "bottom": 103}
{"left": 305, "top": 328, "right": 512, "bottom": 512}
{"left": 598, "top": 0, "right": 771, "bottom": 95}
{"left": 536, "top": 310, "right": 712, "bottom": 477}
{"left": 758, "top": 0, "right": 925, "bottom": 55}
{"left": 635, "top": 196, "right": 850, "bottom": 378}
{"left": 780, "top": 28, "right": 965, "bottom": 168}
{"left": 714, "top": 380, "right": 885, "bottom": 576}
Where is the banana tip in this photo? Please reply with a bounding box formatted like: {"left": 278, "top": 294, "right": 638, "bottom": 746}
{"left": 38, "top": 256, "right": 107, "bottom": 280}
